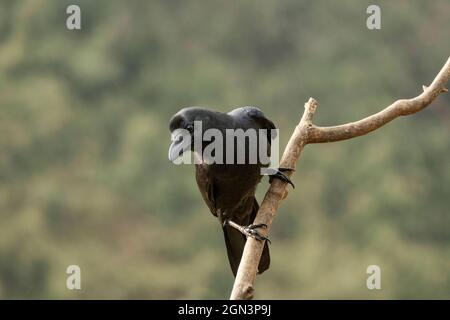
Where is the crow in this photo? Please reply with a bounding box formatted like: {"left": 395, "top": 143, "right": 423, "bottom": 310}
{"left": 168, "top": 106, "right": 293, "bottom": 276}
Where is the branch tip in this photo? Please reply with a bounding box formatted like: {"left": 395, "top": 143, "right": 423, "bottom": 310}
{"left": 305, "top": 97, "right": 318, "bottom": 111}
{"left": 301, "top": 97, "right": 318, "bottom": 123}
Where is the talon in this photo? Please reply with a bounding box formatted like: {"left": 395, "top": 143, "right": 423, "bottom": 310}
{"left": 248, "top": 223, "right": 267, "bottom": 229}
{"left": 226, "top": 220, "right": 271, "bottom": 244}
{"left": 278, "top": 167, "right": 295, "bottom": 173}
{"left": 268, "top": 167, "right": 295, "bottom": 189}
{"left": 243, "top": 225, "right": 271, "bottom": 243}
{"left": 243, "top": 226, "right": 271, "bottom": 243}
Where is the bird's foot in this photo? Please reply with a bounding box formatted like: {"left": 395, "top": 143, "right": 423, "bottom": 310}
{"left": 268, "top": 167, "right": 295, "bottom": 188}
{"left": 244, "top": 223, "right": 271, "bottom": 243}
{"left": 226, "top": 220, "right": 271, "bottom": 244}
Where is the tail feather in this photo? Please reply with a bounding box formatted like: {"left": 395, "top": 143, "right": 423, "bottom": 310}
{"left": 223, "top": 198, "right": 270, "bottom": 277}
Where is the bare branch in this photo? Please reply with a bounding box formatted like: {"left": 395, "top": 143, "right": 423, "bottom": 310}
{"left": 230, "top": 98, "right": 316, "bottom": 300}
{"left": 229, "top": 56, "right": 450, "bottom": 300}
{"left": 307, "top": 57, "right": 450, "bottom": 143}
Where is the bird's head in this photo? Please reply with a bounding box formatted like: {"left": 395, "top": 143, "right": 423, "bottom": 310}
{"left": 168, "top": 107, "right": 220, "bottom": 162}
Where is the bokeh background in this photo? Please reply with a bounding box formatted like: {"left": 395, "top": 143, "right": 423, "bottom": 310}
{"left": 0, "top": 0, "right": 449, "bottom": 299}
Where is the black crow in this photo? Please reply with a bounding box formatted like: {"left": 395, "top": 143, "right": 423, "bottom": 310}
{"left": 168, "top": 106, "right": 293, "bottom": 276}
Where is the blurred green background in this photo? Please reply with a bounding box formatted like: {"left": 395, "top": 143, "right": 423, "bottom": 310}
{"left": 0, "top": 0, "right": 449, "bottom": 299}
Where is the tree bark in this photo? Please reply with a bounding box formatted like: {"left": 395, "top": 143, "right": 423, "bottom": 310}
{"left": 229, "top": 56, "right": 450, "bottom": 300}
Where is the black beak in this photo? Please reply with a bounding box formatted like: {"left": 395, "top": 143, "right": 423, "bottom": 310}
{"left": 168, "top": 129, "right": 191, "bottom": 162}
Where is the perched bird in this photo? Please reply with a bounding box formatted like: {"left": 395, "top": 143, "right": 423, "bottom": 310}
{"left": 168, "top": 106, "right": 293, "bottom": 276}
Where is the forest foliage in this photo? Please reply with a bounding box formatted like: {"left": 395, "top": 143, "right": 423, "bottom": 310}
{"left": 0, "top": 0, "right": 449, "bottom": 299}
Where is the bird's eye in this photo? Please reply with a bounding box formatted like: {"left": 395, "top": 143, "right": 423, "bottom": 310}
{"left": 186, "top": 124, "right": 194, "bottom": 132}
